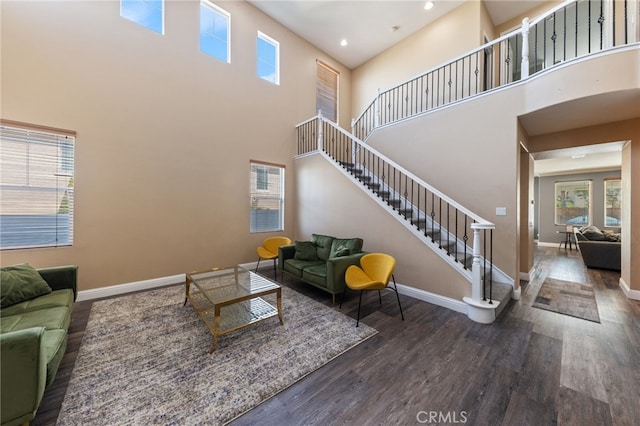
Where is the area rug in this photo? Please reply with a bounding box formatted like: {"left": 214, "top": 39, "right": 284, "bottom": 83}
{"left": 57, "top": 284, "right": 376, "bottom": 425}
{"left": 532, "top": 277, "right": 600, "bottom": 323}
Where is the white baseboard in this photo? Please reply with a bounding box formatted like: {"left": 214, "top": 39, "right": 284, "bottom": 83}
{"left": 619, "top": 277, "right": 640, "bottom": 301}
{"left": 76, "top": 262, "right": 269, "bottom": 302}
{"left": 537, "top": 241, "right": 559, "bottom": 247}
{"left": 76, "top": 274, "right": 185, "bottom": 302}
{"left": 519, "top": 266, "right": 536, "bottom": 282}
{"left": 395, "top": 283, "right": 467, "bottom": 315}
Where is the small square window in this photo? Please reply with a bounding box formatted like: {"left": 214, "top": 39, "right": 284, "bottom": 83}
{"left": 200, "top": 1, "right": 230, "bottom": 63}
{"left": 121, "top": 0, "right": 164, "bottom": 34}
{"left": 257, "top": 32, "right": 279, "bottom": 85}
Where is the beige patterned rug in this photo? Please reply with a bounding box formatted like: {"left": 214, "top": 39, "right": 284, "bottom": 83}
{"left": 532, "top": 277, "right": 600, "bottom": 323}
{"left": 57, "top": 284, "right": 376, "bottom": 425}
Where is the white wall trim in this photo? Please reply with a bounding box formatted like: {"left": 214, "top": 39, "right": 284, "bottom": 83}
{"left": 76, "top": 274, "right": 185, "bottom": 302}
{"left": 619, "top": 277, "right": 640, "bottom": 301}
{"left": 77, "top": 263, "right": 271, "bottom": 302}
{"left": 519, "top": 266, "right": 536, "bottom": 282}
{"left": 396, "top": 282, "right": 468, "bottom": 315}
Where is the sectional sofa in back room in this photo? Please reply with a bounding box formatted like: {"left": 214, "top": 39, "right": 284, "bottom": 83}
{"left": 0, "top": 263, "right": 78, "bottom": 426}
{"left": 278, "top": 233, "right": 366, "bottom": 303}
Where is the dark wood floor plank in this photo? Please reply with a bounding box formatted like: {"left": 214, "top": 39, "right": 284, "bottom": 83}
{"left": 32, "top": 246, "right": 640, "bottom": 426}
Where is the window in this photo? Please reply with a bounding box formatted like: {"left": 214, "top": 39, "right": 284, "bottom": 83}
{"left": 555, "top": 180, "right": 591, "bottom": 226}
{"left": 0, "top": 123, "right": 75, "bottom": 249}
{"left": 257, "top": 32, "right": 279, "bottom": 85}
{"left": 604, "top": 178, "right": 622, "bottom": 227}
{"left": 316, "top": 60, "right": 339, "bottom": 122}
{"left": 200, "top": 1, "right": 230, "bottom": 63}
{"left": 250, "top": 161, "right": 284, "bottom": 233}
{"left": 120, "top": 0, "right": 164, "bottom": 34}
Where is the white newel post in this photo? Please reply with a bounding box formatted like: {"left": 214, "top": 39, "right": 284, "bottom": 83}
{"left": 463, "top": 222, "right": 498, "bottom": 324}
{"left": 521, "top": 17, "right": 530, "bottom": 79}
{"left": 317, "top": 110, "right": 323, "bottom": 151}
{"left": 471, "top": 226, "right": 483, "bottom": 302}
{"left": 351, "top": 118, "right": 356, "bottom": 135}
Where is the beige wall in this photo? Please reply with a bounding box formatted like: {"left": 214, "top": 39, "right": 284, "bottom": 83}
{"left": 0, "top": 0, "right": 351, "bottom": 290}
{"left": 494, "top": 0, "right": 565, "bottom": 35}
{"left": 295, "top": 153, "right": 471, "bottom": 300}
{"left": 350, "top": 1, "right": 483, "bottom": 118}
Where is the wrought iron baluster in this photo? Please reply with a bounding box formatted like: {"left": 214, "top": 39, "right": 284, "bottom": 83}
{"left": 598, "top": 0, "right": 604, "bottom": 50}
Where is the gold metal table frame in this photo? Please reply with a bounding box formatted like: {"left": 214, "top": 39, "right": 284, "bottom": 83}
{"left": 184, "top": 265, "right": 283, "bottom": 353}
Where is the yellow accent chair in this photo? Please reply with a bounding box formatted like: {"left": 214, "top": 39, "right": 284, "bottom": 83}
{"left": 341, "top": 253, "right": 404, "bottom": 327}
{"left": 256, "top": 237, "right": 292, "bottom": 279}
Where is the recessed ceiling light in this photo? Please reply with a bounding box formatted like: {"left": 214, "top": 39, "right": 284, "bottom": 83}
{"left": 571, "top": 154, "right": 586, "bottom": 159}
{"left": 340, "top": 39, "right": 348, "bottom": 47}
{"left": 424, "top": 1, "right": 434, "bottom": 10}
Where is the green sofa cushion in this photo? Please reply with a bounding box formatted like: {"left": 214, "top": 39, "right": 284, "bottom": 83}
{"left": 1, "top": 289, "right": 75, "bottom": 318}
{"left": 0, "top": 307, "right": 71, "bottom": 334}
{"left": 294, "top": 241, "right": 318, "bottom": 261}
{"left": 311, "top": 234, "right": 335, "bottom": 261}
{"left": 329, "top": 237, "right": 363, "bottom": 258}
{"left": 283, "top": 259, "right": 324, "bottom": 277}
{"left": 1, "top": 264, "right": 52, "bottom": 308}
{"left": 302, "top": 264, "right": 328, "bottom": 288}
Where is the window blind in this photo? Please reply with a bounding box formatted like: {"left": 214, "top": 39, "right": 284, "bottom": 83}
{"left": 316, "top": 60, "right": 339, "bottom": 122}
{"left": 250, "top": 161, "right": 284, "bottom": 233}
{"left": 0, "top": 123, "right": 75, "bottom": 249}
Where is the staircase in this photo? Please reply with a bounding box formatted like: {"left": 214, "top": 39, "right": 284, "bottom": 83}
{"left": 297, "top": 114, "right": 511, "bottom": 323}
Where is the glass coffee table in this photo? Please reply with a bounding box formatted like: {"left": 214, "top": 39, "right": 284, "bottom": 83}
{"left": 184, "top": 265, "right": 283, "bottom": 353}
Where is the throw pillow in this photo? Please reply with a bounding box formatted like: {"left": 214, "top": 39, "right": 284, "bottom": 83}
{"left": 580, "top": 225, "right": 607, "bottom": 241}
{"left": 311, "top": 234, "right": 335, "bottom": 261}
{"left": 1, "top": 263, "right": 52, "bottom": 308}
{"left": 329, "top": 237, "right": 364, "bottom": 258}
{"left": 294, "top": 241, "right": 318, "bottom": 261}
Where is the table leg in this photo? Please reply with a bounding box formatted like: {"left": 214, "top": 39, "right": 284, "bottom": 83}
{"left": 277, "top": 288, "right": 284, "bottom": 325}
{"left": 210, "top": 306, "right": 221, "bottom": 353}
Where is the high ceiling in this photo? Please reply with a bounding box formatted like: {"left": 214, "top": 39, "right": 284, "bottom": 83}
{"left": 248, "top": 0, "right": 548, "bottom": 69}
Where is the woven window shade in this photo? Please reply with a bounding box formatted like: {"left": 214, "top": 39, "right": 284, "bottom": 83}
{"left": 316, "top": 61, "right": 338, "bottom": 122}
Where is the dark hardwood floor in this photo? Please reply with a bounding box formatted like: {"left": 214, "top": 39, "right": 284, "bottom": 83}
{"left": 34, "top": 246, "right": 640, "bottom": 425}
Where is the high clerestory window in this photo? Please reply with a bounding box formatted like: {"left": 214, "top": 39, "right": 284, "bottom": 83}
{"left": 200, "top": 1, "right": 230, "bottom": 63}
{"left": 120, "top": 0, "right": 164, "bottom": 34}
{"left": 257, "top": 31, "right": 279, "bottom": 85}
{"left": 0, "top": 122, "right": 75, "bottom": 249}
{"left": 250, "top": 161, "right": 284, "bottom": 233}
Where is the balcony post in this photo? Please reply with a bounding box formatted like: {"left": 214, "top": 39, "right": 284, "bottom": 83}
{"left": 374, "top": 88, "right": 381, "bottom": 127}
{"left": 521, "top": 17, "right": 530, "bottom": 79}
{"left": 317, "top": 109, "right": 323, "bottom": 151}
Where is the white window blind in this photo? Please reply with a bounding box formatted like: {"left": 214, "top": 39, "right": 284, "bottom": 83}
{"left": 316, "top": 60, "right": 339, "bottom": 122}
{"left": 250, "top": 161, "right": 284, "bottom": 233}
{"left": 0, "top": 123, "right": 75, "bottom": 249}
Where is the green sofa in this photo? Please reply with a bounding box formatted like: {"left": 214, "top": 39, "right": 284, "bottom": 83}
{"left": 1, "top": 264, "right": 77, "bottom": 426}
{"left": 278, "top": 234, "right": 366, "bottom": 303}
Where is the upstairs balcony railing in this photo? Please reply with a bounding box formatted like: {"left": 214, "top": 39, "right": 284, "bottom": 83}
{"left": 352, "top": 0, "right": 639, "bottom": 140}
{"left": 297, "top": 114, "right": 498, "bottom": 315}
